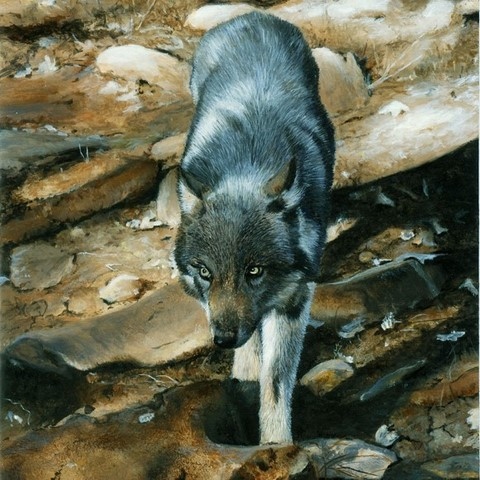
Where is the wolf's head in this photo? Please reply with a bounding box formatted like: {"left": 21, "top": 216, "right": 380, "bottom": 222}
{"left": 174, "top": 159, "right": 321, "bottom": 349}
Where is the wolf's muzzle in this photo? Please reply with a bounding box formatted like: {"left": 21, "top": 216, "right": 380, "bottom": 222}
{"left": 213, "top": 329, "right": 238, "bottom": 349}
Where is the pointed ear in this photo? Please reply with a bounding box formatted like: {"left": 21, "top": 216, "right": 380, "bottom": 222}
{"left": 265, "top": 158, "right": 303, "bottom": 210}
{"left": 263, "top": 157, "right": 297, "bottom": 197}
{"left": 178, "top": 167, "right": 209, "bottom": 214}
{"left": 264, "top": 157, "right": 297, "bottom": 197}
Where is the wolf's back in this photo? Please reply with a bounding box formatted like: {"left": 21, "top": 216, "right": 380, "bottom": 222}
{"left": 182, "top": 12, "right": 335, "bottom": 196}
{"left": 189, "top": 12, "right": 320, "bottom": 104}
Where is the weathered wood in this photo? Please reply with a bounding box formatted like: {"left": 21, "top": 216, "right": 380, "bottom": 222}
{"left": 0, "top": 158, "right": 159, "bottom": 245}
{"left": 0, "top": 129, "right": 109, "bottom": 171}
{"left": 0, "top": 65, "right": 192, "bottom": 138}
{"left": 12, "top": 152, "right": 128, "bottom": 202}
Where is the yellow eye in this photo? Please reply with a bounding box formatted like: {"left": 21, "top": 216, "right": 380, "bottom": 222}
{"left": 199, "top": 266, "right": 212, "bottom": 280}
{"left": 246, "top": 266, "right": 263, "bottom": 278}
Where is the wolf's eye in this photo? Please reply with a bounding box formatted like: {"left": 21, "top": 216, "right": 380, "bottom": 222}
{"left": 246, "top": 266, "right": 264, "bottom": 279}
{"left": 198, "top": 266, "right": 212, "bottom": 281}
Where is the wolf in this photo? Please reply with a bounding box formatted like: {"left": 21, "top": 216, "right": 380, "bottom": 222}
{"left": 174, "top": 11, "right": 335, "bottom": 444}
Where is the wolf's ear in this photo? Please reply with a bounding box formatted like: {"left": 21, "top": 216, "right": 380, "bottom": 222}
{"left": 264, "top": 157, "right": 297, "bottom": 197}
{"left": 264, "top": 157, "right": 301, "bottom": 209}
{"left": 178, "top": 167, "right": 209, "bottom": 214}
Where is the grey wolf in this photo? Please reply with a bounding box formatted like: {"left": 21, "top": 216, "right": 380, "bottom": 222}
{"left": 174, "top": 11, "right": 335, "bottom": 444}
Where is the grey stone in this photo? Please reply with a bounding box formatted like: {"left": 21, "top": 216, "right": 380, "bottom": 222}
{"left": 422, "top": 454, "right": 480, "bottom": 479}
{"left": 302, "top": 437, "right": 397, "bottom": 479}
{"left": 10, "top": 242, "right": 75, "bottom": 290}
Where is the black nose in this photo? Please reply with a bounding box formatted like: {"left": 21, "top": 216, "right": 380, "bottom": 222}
{"left": 213, "top": 331, "right": 237, "bottom": 348}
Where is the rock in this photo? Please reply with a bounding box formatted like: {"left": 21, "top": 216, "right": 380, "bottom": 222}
{"left": 421, "top": 454, "right": 480, "bottom": 479}
{"left": 96, "top": 45, "right": 189, "bottom": 94}
{"left": 300, "top": 359, "right": 354, "bottom": 396}
{"left": 311, "top": 256, "right": 446, "bottom": 326}
{"left": 98, "top": 274, "right": 143, "bottom": 304}
{"left": 391, "top": 405, "right": 432, "bottom": 461}
{"left": 156, "top": 169, "right": 181, "bottom": 227}
{"left": 150, "top": 133, "right": 187, "bottom": 167}
{"left": 271, "top": 0, "right": 458, "bottom": 60}
{"left": 358, "top": 251, "right": 375, "bottom": 264}
{"left": 0, "top": 0, "right": 88, "bottom": 27}
{"left": 0, "top": 67, "right": 193, "bottom": 139}
{"left": 68, "top": 288, "right": 105, "bottom": 315}
{"left": 375, "top": 425, "right": 400, "bottom": 447}
{"left": 312, "top": 47, "right": 369, "bottom": 115}
{"left": 10, "top": 242, "right": 75, "bottom": 290}
{"left": 360, "top": 360, "right": 426, "bottom": 402}
{"left": 456, "top": 0, "right": 479, "bottom": 15}
{"left": 301, "top": 437, "right": 397, "bottom": 479}
{"left": 4, "top": 283, "right": 210, "bottom": 375}
{"left": 185, "top": 3, "right": 257, "bottom": 31}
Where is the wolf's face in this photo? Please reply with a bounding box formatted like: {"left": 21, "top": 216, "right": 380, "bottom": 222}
{"left": 174, "top": 161, "right": 316, "bottom": 349}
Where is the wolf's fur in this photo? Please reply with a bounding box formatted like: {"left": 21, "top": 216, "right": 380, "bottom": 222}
{"left": 174, "top": 12, "right": 335, "bottom": 444}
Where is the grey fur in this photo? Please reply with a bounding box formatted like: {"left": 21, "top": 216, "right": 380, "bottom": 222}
{"left": 174, "top": 11, "right": 335, "bottom": 444}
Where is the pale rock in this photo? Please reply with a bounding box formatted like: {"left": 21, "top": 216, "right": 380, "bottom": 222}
{"left": 300, "top": 359, "right": 354, "bottom": 396}
{"left": 37, "top": 55, "right": 57, "bottom": 74}
{"left": 375, "top": 424, "right": 400, "bottom": 447}
{"left": 96, "top": 45, "right": 189, "bottom": 94}
{"left": 150, "top": 133, "right": 187, "bottom": 167}
{"left": 378, "top": 100, "right": 410, "bottom": 117}
{"left": 312, "top": 48, "right": 369, "bottom": 115}
{"left": 455, "top": 0, "right": 479, "bottom": 15}
{"left": 185, "top": 3, "right": 257, "bottom": 31}
{"left": 302, "top": 437, "right": 397, "bottom": 479}
{"left": 271, "top": 0, "right": 455, "bottom": 46}
{"left": 99, "top": 274, "right": 142, "bottom": 304}
{"left": 10, "top": 242, "right": 75, "bottom": 290}
{"left": 466, "top": 407, "right": 479, "bottom": 431}
{"left": 5, "top": 284, "right": 210, "bottom": 374}
{"left": 156, "top": 169, "right": 181, "bottom": 227}
{"left": 68, "top": 287, "right": 106, "bottom": 315}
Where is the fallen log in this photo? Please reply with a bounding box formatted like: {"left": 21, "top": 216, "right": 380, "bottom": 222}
{"left": 12, "top": 151, "right": 128, "bottom": 203}
{"left": 0, "top": 157, "right": 159, "bottom": 245}
{"left": 0, "top": 129, "right": 109, "bottom": 171}
{"left": 149, "top": 74, "right": 478, "bottom": 192}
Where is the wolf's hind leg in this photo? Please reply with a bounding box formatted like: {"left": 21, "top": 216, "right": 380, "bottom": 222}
{"left": 232, "top": 329, "right": 261, "bottom": 381}
{"left": 259, "top": 285, "right": 313, "bottom": 444}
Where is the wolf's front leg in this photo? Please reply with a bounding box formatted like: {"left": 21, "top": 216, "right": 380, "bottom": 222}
{"left": 232, "top": 329, "right": 261, "bottom": 381}
{"left": 259, "top": 287, "right": 313, "bottom": 444}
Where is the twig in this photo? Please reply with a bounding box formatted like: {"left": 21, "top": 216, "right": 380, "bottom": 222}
{"left": 135, "top": 0, "right": 158, "bottom": 31}
{"left": 369, "top": 35, "right": 426, "bottom": 91}
{"left": 4, "top": 398, "right": 31, "bottom": 425}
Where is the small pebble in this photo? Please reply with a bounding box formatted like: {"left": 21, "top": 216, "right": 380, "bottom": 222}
{"left": 359, "top": 251, "right": 375, "bottom": 264}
